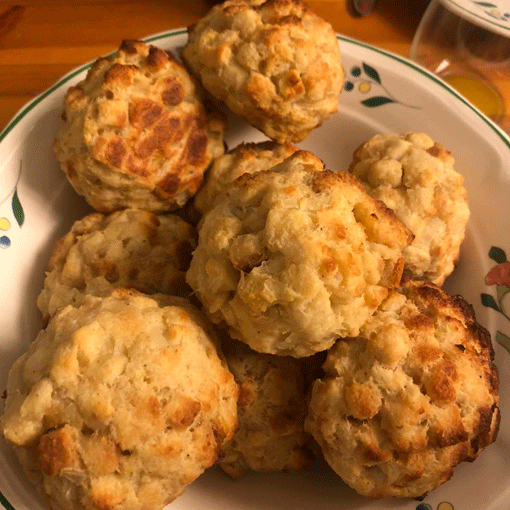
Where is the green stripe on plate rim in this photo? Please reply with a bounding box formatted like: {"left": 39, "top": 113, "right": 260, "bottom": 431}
{"left": 0, "top": 490, "right": 16, "bottom": 510}
{"left": 0, "top": 29, "right": 508, "bottom": 149}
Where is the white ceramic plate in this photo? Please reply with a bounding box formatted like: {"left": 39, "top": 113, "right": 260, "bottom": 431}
{"left": 1, "top": 29, "right": 510, "bottom": 510}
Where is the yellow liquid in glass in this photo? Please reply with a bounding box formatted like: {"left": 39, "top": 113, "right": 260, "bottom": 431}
{"left": 444, "top": 75, "right": 504, "bottom": 120}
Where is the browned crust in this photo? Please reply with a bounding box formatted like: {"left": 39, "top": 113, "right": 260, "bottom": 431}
{"left": 55, "top": 38, "right": 226, "bottom": 213}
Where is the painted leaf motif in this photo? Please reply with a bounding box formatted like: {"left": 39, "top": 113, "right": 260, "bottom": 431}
{"left": 12, "top": 189, "right": 24, "bottom": 227}
{"left": 362, "top": 62, "right": 381, "bottom": 84}
{"left": 474, "top": 2, "right": 498, "bottom": 7}
{"left": 489, "top": 246, "right": 507, "bottom": 263}
{"left": 362, "top": 96, "right": 395, "bottom": 107}
{"left": 496, "top": 330, "right": 510, "bottom": 353}
{"left": 481, "top": 293, "right": 500, "bottom": 311}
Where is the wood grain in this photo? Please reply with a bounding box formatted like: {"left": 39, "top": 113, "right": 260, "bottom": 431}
{"left": 0, "top": 0, "right": 430, "bottom": 132}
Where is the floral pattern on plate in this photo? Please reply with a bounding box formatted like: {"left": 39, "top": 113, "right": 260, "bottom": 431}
{"left": 472, "top": 1, "right": 510, "bottom": 22}
{"left": 416, "top": 502, "right": 455, "bottom": 510}
{"left": 481, "top": 246, "right": 510, "bottom": 353}
{"left": 0, "top": 161, "right": 24, "bottom": 250}
{"left": 343, "top": 62, "right": 421, "bottom": 109}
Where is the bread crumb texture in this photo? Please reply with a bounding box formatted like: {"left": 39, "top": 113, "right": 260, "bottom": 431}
{"left": 186, "top": 150, "right": 413, "bottom": 357}
{"left": 37, "top": 208, "right": 197, "bottom": 322}
{"left": 306, "top": 280, "right": 499, "bottom": 499}
{"left": 218, "top": 339, "right": 313, "bottom": 477}
{"left": 182, "top": 0, "right": 344, "bottom": 142}
{"left": 193, "top": 140, "right": 298, "bottom": 215}
{"left": 54, "top": 39, "right": 225, "bottom": 213}
{"left": 1, "top": 290, "right": 238, "bottom": 510}
{"left": 349, "top": 132, "right": 470, "bottom": 286}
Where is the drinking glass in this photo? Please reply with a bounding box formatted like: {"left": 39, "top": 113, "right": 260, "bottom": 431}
{"left": 410, "top": 0, "right": 510, "bottom": 133}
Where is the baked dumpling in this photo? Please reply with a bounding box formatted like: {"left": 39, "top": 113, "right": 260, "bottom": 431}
{"left": 306, "top": 280, "right": 499, "bottom": 498}
{"left": 54, "top": 39, "right": 225, "bottom": 212}
{"left": 37, "top": 208, "right": 197, "bottom": 322}
{"left": 219, "top": 339, "right": 312, "bottom": 478}
{"left": 349, "top": 132, "right": 470, "bottom": 286}
{"left": 194, "top": 140, "right": 298, "bottom": 215}
{"left": 187, "top": 150, "right": 412, "bottom": 357}
{"left": 182, "top": 0, "right": 344, "bottom": 143}
{"left": 1, "top": 290, "right": 239, "bottom": 510}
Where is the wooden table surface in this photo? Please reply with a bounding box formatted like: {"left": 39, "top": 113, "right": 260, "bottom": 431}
{"left": 0, "top": 0, "right": 431, "bottom": 133}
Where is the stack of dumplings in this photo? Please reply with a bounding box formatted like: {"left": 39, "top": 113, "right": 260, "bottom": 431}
{"left": 0, "top": 1, "right": 500, "bottom": 509}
